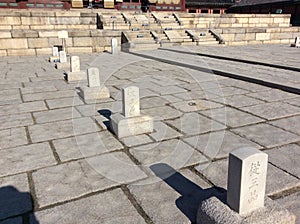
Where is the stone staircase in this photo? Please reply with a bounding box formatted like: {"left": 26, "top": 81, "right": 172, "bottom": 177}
{"left": 121, "top": 30, "right": 159, "bottom": 52}
{"left": 151, "top": 12, "right": 182, "bottom": 30}
{"left": 99, "top": 11, "right": 129, "bottom": 30}
{"left": 186, "top": 30, "right": 220, "bottom": 45}
{"left": 121, "top": 11, "right": 161, "bottom": 31}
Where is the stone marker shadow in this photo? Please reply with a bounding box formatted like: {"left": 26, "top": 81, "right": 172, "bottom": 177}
{"left": 98, "top": 109, "right": 112, "bottom": 130}
{"left": 0, "top": 186, "right": 39, "bottom": 223}
{"left": 150, "top": 163, "right": 226, "bottom": 223}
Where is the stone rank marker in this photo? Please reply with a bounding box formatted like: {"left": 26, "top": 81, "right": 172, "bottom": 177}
{"left": 56, "top": 50, "right": 69, "bottom": 70}
{"left": 49, "top": 47, "right": 59, "bottom": 62}
{"left": 66, "top": 56, "right": 86, "bottom": 82}
{"left": 227, "top": 147, "right": 268, "bottom": 215}
{"left": 110, "top": 86, "right": 153, "bottom": 138}
{"left": 111, "top": 38, "right": 118, "bottom": 55}
{"left": 197, "top": 147, "right": 296, "bottom": 224}
{"left": 78, "top": 67, "right": 110, "bottom": 102}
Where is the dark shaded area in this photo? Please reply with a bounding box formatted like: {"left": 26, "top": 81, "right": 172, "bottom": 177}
{"left": 150, "top": 163, "right": 226, "bottom": 223}
{"left": 98, "top": 109, "right": 112, "bottom": 130}
{"left": 0, "top": 186, "right": 39, "bottom": 223}
{"left": 128, "top": 51, "right": 300, "bottom": 95}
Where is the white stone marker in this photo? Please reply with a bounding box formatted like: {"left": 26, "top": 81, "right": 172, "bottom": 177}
{"left": 70, "top": 56, "right": 80, "bottom": 72}
{"left": 122, "top": 86, "right": 140, "bottom": 118}
{"left": 78, "top": 67, "right": 110, "bottom": 102}
{"left": 111, "top": 38, "right": 118, "bottom": 55}
{"left": 49, "top": 47, "right": 59, "bottom": 63}
{"left": 87, "top": 67, "right": 101, "bottom": 87}
{"left": 227, "top": 147, "right": 268, "bottom": 215}
{"left": 59, "top": 51, "right": 67, "bottom": 63}
{"left": 110, "top": 86, "right": 153, "bottom": 138}
{"left": 52, "top": 47, "right": 59, "bottom": 57}
{"left": 197, "top": 147, "right": 296, "bottom": 224}
{"left": 66, "top": 56, "right": 86, "bottom": 82}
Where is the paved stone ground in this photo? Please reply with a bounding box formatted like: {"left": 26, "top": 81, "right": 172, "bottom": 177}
{"left": 0, "top": 44, "right": 299, "bottom": 224}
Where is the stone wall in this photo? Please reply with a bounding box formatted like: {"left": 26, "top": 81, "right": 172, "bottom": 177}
{"left": 0, "top": 10, "right": 97, "bottom": 30}
{"left": 178, "top": 13, "right": 291, "bottom": 29}
{"left": 0, "top": 30, "right": 121, "bottom": 56}
{"left": 215, "top": 27, "right": 300, "bottom": 45}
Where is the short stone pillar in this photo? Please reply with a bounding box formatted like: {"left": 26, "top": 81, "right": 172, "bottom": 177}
{"left": 110, "top": 86, "right": 153, "bottom": 138}
{"left": 66, "top": 56, "right": 86, "bottom": 82}
{"left": 227, "top": 147, "right": 268, "bottom": 215}
{"left": 49, "top": 47, "right": 59, "bottom": 62}
{"left": 55, "top": 51, "right": 69, "bottom": 70}
{"left": 78, "top": 67, "right": 110, "bottom": 102}
{"left": 111, "top": 38, "right": 118, "bottom": 55}
{"left": 197, "top": 147, "right": 296, "bottom": 224}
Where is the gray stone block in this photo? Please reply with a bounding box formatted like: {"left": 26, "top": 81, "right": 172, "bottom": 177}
{"left": 197, "top": 196, "right": 296, "bottom": 224}
{"left": 55, "top": 62, "right": 69, "bottom": 70}
{"left": 66, "top": 71, "right": 86, "bottom": 82}
{"left": 78, "top": 86, "right": 110, "bottom": 101}
{"left": 110, "top": 113, "right": 153, "bottom": 138}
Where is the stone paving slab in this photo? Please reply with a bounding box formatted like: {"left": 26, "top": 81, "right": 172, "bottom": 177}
{"left": 53, "top": 131, "right": 123, "bottom": 162}
{"left": 166, "top": 112, "right": 226, "bottom": 136}
{"left": 0, "top": 127, "right": 27, "bottom": 150}
{"left": 266, "top": 144, "right": 300, "bottom": 179}
{"left": 0, "top": 143, "right": 56, "bottom": 177}
{"left": 183, "top": 130, "right": 261, "bottom": 160}
{"left": 33, "top": 107, "right": 82, "bottom": 124}
{"left": 275, "top": 191, "right": 300, "bottom": 224}
{"left": 247, "top": 89, "right": 299, "bottom": 102}
{"left": 31, "top": 188, "right": 146, "bottom": 224}
{"left": 200, "top": 106, "right": 265, "bottom": 128}
{"left": 232, "top": 123, "right": 300, "bottom": 148}
{"left": 46, "top": 97, "right": 85, "bottom": 109}
{"left": 270, "top": 115, "right": 300, "bottom": 135}
{"left": 0, "top": 101, "right": 47, "bottom": 116}
{"left": 28, "top": 117, "right": 100, "bottom": 143}
{"left": 0, "top": 113, "right": 33, "bottom": 130}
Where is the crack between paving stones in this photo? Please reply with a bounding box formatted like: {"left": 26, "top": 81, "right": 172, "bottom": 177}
{"left": 48, "top": 140, "right": 62, "bottom": 164}
{"left": 121, "top": 185, "right": 154, "bottom": 224}
{"left": 27, "top": 171, "right": 40, "bottom": 211}
{"left": 269, "top": 185, "right": 300, "bottom": 200}
{"left": 25, "top": 126, "right": 32, "bottom": 144}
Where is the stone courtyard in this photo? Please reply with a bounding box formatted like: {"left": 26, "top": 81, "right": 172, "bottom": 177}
{"left": 0, "top": 44, "right": 299, "bottom": 223}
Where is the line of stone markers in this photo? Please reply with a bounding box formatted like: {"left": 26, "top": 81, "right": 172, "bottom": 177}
{"left": 48, "top": 37, "right": 296, "bottom": 224}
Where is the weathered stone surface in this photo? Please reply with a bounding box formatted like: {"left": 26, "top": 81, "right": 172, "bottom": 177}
{"left": 32, "top": 189, "right": 146, "bottom": 224}
{"left": 266, "top": 144, "right": 300, "bottom": 179}
{"left": 184, "top": 130, "right": 261, "bottom": 160}
{"left": 28, "top": 117, "right": 100, "bottom": 143}
{"left": 200, "top": 107, "right": 264, "bottom": 128}
{"left": 53, "top": 131, "right": 123, "bottom": 162}
{"left": 166, "top": 112, "right": 226, "bottom": 136}
{"left": 270, "top": 115, "right": 300, "bottom": 135}
{"left": 111, "top": 113, "right": 153, "bottom": 138}
{"left": 33, "top": 107, "right": 81, "bottom": 124}
{"left": 33, "top": 152, "right": 146, "bottom": 207}
{"left": 150, "top": 121, "right": 182, "bottom": 141}
{"left": 275, "top": 191, "right": 300, "bottom": 222}
{"left": 197, "top": 196, "right": 296, "bottom": 224}
{"left": 130, "top": 139, "right": 208, "bottom": 173}
{"left": 0, "top": 143, "right": 56, "bottom": 177}
{"left": 121, "top": 134, "right": 153, "bottom": 147}
{"left": 0, "top": 174, "right": 31, "bottom": 220}
{"left": 46, "top": 97, "right": 84, "bottom": 109}
{"left": 0, "top": 101, "right": 46, "bottom": 116}
{"left": 0, "top": 39, "right": 28, "bottom": 50}
{"left": 142, "top": 105, "right": 182, "bottom": 120}
{"left": 0, "top": 127, "right": 27, "bottom": 150}
{"left": 241, "top": 102, "right": 300, "bottom": 120}
{"left": 232, "top": 123, "right": 300, "bottom": 148}
{"left": 23, "top": 90, "right": 75, "bottom": 102}
{"left": 0, "top": 113, "right": 33, "bottom": 130}
{"left": 171, "top": 100, "right": 222, "bottom": 113}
